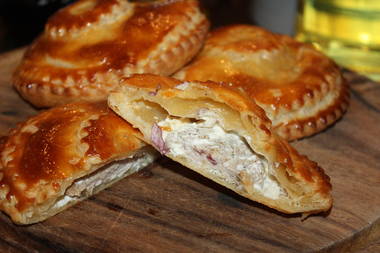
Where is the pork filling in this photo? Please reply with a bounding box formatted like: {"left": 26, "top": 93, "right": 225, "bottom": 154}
{"left": 53, "top": 152, "right": 155, "bottom": 209}
{"left": 154, "top": 110, "right": 284, "bottom": 199}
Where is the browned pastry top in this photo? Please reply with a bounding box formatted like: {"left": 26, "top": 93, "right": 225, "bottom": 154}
{"left": 32, "top": 0, "right": 194, "bottom": 72}
{"left": 13, "top": 0, "right": 209, "bottom": 107}
{"left": 0, "top": 102, "right": 144, "bottom": 213}
{"left": 174, "top": 25, "right": 350, "bottom": 140}
{"left": 47, "top": 0, "right": 122, "bottom": 31}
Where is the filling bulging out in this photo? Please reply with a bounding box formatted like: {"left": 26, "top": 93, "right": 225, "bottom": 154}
{"left": 151, "top": 109, "right": 284, "bottom": 199}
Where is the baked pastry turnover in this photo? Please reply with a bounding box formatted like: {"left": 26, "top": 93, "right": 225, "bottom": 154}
{"left": 0, "top": 102, "right": 157, "bottom": 224}
{"left": 174, "top": 25, "right": 350, "bottom": 140}
{"left": 108, "top": 74, "right": 333, "bottom": 214}
{"left": 13, "top": 0, "right": 209, "bottom": 108}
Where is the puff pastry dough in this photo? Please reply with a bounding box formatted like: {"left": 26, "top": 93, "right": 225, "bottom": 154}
{"left": 174, "top": 25, "right": 349, "bottom": 140}
{"left": 108, "top": 74, "right": 332, "bottom": 214}
{"left": 13, "top": 0, "right": 209, "bottom": 108}
{"left": 0, "top": 102, "right": 157, "bottom": 224}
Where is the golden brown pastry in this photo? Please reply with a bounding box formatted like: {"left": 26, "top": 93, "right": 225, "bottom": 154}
{"left": 13, "top": 0, "right": 209, "bottom": 108}
{"left": 0, "top": 101, "right": 157, "bottom": 224}
{"left": 108, "top": 74, "right": 332, "bottom": 214}
{"left": 174, "top": 25, "right": 349, "bottom": 140}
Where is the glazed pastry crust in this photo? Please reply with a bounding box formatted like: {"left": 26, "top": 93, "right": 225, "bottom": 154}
{"left": 174, "top": 25, "right": 349, "bottom": 140}
{"left": 108, "top": 74, "right": 333, "bottom": 214}
{"left": 13, "top": 0, "right": 209, "bottom": 108}
{"left": 0, "top": 101, "right": 156, "bottom": 224}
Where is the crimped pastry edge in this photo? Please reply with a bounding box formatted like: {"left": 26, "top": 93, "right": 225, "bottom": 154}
{"left": 0, "top": 102, "right": 158, "bottom": 224}
{"left": 13, "top": 0, "right": 209, "bottom": 108}
{"left": 174, "top": 25, "right": 349, "bottom": 141}
{"left": 273, "top": 78, "right": 350, "bottom": 140}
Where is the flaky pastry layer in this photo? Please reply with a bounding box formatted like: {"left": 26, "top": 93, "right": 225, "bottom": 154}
{"left": 13, "top": 0, "right": 209, "bottom": 107}
{"left": 174, "top": 25, "right": 350, "bottom": 140}
{"left": 108, "top": 74, "right": 333, "bottom": 214}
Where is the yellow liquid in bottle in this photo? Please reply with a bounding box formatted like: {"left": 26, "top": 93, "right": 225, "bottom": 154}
{"left": 296, "top": 0, "right": 380, "bottom": 80}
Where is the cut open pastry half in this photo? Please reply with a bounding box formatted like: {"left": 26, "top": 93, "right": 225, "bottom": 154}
{"left": 0, "top": 101, "right": 158, "bottom": 224}
{"left": 174, "top": 25, "right": 350, "bottom": 141}
{"left": 13, "top": 0, "right": 209, "bottom": 107}
{"left": 108, "top": 74, "right": 333, "bottom": 214}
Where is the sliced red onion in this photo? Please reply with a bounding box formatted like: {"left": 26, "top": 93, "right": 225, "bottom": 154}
{"left": 193, "top": 148, "right": 205, "bottom": 155}
{"left": 194, "top": 148, "right": 217, "bottom": 165}
{"left": 206, "top": 154, "right": 217, "bottom": 165}
{"left": 151, "top": 123, "right": 169, "bottom": 154}
{"left": 148, "top": 84, "right": 162, "bottom": 96}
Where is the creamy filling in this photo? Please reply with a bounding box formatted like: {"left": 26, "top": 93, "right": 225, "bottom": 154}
{"left": 53, "top": 152, "right": 155, "bottom": 209}
{"left": 156, "top": 111, "right": 283, "bottom": 199}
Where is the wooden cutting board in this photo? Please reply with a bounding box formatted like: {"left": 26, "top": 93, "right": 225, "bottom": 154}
{"left": 0, "top": 48, "right": 380, "bottom": 253}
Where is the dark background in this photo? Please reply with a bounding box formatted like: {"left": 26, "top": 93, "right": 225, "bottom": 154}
{"left": 0, "top": 0, "right": 298, "bottom": 53}
{"left": 0, "top": 0, "right": 75, "bottom": 53}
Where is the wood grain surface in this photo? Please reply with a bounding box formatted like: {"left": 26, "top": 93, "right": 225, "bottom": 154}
{"left": 0, "top": 48, "right": 380, "bottom": 253}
